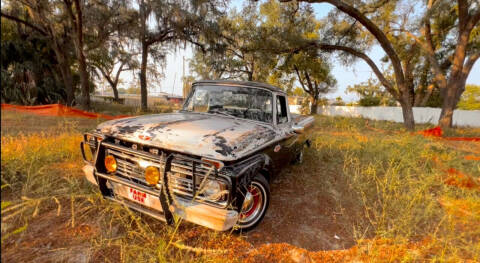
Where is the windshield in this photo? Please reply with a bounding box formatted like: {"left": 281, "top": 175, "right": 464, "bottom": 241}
{"left": 183, "top": 85, "right": 273, "bottom": 123}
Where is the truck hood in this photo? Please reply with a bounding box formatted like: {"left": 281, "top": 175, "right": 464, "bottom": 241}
{"left": 96, "top": 112, "right": 278, "bottom": 161}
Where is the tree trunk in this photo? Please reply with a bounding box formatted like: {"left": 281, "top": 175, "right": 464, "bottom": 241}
{"left": 112, "top": 84, "right": 119, "bottom": 101}
{"left": 310, "top": 97, "right": 318, "bottom": 115}
{"left": 247, "top": 70, "right": 253, "bottom": 81}
{"left": 57, "top": 62, "right": 75, "bottom": 105}
{"left": 73, "top": 0, "right": 90, "bottom": 109}
{"left": 77, "top": 48, "right": 90, "bottom": 109}
{"left": 399, "top": 93, "right": 415, "bottom": 130}
{"left": 51, "top": 43, "right": 75, "bottom": 105}
{"left": 438, "top": 99, "right": 455, "bottom": 128}
{"left": 438, "top": 78, "right": 465, "bottom": 128}
{"left": 414, "top": 84, "right": 434, "bottom": 107}
{"left": 140, "top": 43, "right": 148, "bottom": 111}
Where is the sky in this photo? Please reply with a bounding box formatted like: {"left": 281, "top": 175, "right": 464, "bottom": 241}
{"left": 115, "top": 1, "right": 480, "bottom": 102}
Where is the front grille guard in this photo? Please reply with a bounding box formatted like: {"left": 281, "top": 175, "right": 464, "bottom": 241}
{"left": 80, "top": 135, "right": 231, "bottom": 223}
{"left": 162, "top": 153, "right": 230, "bottom": 207}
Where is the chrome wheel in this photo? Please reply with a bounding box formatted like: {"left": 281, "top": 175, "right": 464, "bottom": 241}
{"left": 297, "top": 149, "right": 304, "bottom": 164}
{"left": 237, "top": 178, "right": 269, "bottom": 230}
{"left": 293, "top": 148, "right": 304, "bottom": 164}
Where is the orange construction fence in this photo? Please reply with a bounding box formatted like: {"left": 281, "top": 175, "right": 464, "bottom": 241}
{"left": 418, "top": 126, "right": 480, "bottom": 142}
{"left": 1, "top": 104, "right": 131, "bottom": 120}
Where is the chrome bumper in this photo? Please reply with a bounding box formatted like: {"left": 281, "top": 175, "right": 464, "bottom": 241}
{"left": 82, "top": 164, "right": 97, "bottom": 186}
{"left": 82, "top": 164, "right": 238, "bottom": 231}
{"left": 170, "top": 198, "right": 238, "bottom": 231}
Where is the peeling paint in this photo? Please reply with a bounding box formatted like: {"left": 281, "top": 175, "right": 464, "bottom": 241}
{"left": 96, "top": 112, "right": 279, "bottom": 161}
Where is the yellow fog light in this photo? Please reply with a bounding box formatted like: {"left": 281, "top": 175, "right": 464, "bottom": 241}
{"left": 104, "top": 155, "right": 117, "bottom": 173}
{"left": 145, "top": 166, "right": 160, "bottom": 185}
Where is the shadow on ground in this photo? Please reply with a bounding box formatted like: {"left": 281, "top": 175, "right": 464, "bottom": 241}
{"left": 244, "top": 149, "right": 360, "bottom": 251}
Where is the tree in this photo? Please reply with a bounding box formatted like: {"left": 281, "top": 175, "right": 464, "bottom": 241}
{"left": 63, "top": 0, "right": 91, "bottom": 108}
{"left": 189, "top": 2, "right": 278, "bottom": 82}
{"left": 2, "top": 0, "right": 137, "bottom": 107}
{"left": 137, "top": 0, "right": 224, "bottom": 111}
{"left": 458, "top": 84, "right": 480, "bottom": 110}
{"left": 332, "top": 96, "right": 345, "bottom": 106}
{"left": 92, "top": 50, "right": 137, "bottom": 101}
{"left": 291, "top": 87, "right": 307, "bottom": 97}
{"left": 90, "top": 35, "right": 139, "bottom": 101}
{"left": 190, "top": 0, "right": 337, "bottom": 112}
{"left": 1, "top": 0, "right": 77, "bottom": 105}
{"left": 347, "top": 78, "right": 396, "bottom": 107}
{"left": 278, "top": 0, "right": 419, "bottom": 129}
{"left": 1, "top": 8, "right": 66, "bottom": 104}
{"left": 289, "top": 50, "right": 336, "bottom": 114}
{"left": 403, "top": 0, "right": 480, "bottom": 127}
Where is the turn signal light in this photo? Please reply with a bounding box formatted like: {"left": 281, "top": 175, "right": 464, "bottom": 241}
{"left": 145, "top": 166, "right": 160, "bottom": 185}
{"left": 104, "top": 155, "right": 117, "bottom": 173}
{"left": 201, "top": 158, "right": 224, "bottom": 170}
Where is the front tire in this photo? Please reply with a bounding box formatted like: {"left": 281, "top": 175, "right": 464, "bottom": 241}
{"left": 236, "top": 175, "right": 270, "bottom": 231}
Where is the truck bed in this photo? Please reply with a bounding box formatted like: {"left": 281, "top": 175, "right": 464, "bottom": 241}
{"left": 292, "top": 114, "right": 315, "bottom": 129}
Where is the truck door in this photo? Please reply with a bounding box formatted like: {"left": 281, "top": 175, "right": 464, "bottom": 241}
{"left": 272, "top": 94, "right": 298, "bottom": 168}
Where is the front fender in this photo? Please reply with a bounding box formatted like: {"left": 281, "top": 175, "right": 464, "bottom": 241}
{"left": 230, "top": 153, "right": 272, "bottom": 211}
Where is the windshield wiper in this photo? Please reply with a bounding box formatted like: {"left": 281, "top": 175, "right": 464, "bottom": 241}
{"left": 208, "top": 108, "right": 236, "bottom": 118}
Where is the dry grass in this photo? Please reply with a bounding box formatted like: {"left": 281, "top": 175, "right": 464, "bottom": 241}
{"left": 1, "top": 111, "right": 479, "bottom": 262}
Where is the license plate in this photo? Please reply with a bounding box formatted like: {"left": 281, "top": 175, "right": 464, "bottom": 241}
{"left": 128, "top": 188, "right": 148, "bottom": 204}
{"left": 111, "top": 183, "right": 163, "bottom": 212}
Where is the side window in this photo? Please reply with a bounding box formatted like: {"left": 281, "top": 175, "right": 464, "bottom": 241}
{"left": 276, "top": 95, "right": 288, "bottom": 124}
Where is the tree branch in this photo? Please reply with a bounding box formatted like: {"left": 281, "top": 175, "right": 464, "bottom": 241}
{"left": 0, "top": 11, "right": 47, "bottom": 36}
{"left": 315, "top": 43, "right": 399, "bottom": 99}
{"left": 296, "top": 0, "right": 406, "bottom": 90}
{"left": 293, "top": 64, "right": 312, "bottom": 94}
{"left": 463, "top": 53, "right": 480, "bottom": 77}
{"left": 113, "top": 60, "right": 128, "bottom": 85}
{"left": 146, "top": 29, "right": 175, "bottom": 46}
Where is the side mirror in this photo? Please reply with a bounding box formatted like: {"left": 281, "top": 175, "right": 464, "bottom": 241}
{"left": 292, "top": 124, "right": 304, "bottom": 134}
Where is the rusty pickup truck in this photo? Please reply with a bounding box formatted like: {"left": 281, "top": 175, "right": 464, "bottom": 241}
{"left": 81, "top": 80, "right": 314, "bottom": 231}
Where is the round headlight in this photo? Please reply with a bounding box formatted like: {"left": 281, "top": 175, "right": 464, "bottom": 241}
{"left": 104, "top": 155, "right": 117, "bottom": 173}
{"left": 203, "top": 180, "right": 222, "bottom": 201}
{"left": 145, "top": 166, "right": 160, "bottom": 185}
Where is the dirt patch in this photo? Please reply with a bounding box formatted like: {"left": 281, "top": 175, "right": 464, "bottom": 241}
{"left": 243, "top": 153, "right": 358, "bottom": 251}
{"left": 1, "top": 209, "right": 97, "bottom": 263}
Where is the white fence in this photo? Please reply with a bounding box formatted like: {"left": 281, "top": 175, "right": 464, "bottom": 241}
{"left": 92, "top": 95, "right": 172, "bottom": 107}
{"left": 289, "top": 105, "right": 480, "bottom": 127}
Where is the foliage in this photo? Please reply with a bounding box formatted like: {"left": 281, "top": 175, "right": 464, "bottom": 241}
{"left": 290, "top": 87, "right": 307, "bottom": 97}
{"left": 189, "top": 2, "right": 277, "bottom": 81}
{"left": 1, "top": 16, "right": 66, "bottom": 104}
{"left": 346, "top": 79, "right": 396, "bottom": 107}
{"left": 190, "top": 0, "right": 337, "bottom": 113}
{"left": 126, "top": 86, "right": 141, "bottom": 94}
{"left": 285, "top": 49, "right": 336, "bottom": 112}
{"left": 331, "top": 96, "right": 345, "bottom": 106}
{"left": 458, "top": 85, "right": 480, "bottom": 110}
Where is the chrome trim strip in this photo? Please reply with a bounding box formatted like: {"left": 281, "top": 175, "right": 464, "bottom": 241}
{"left": 102, "top": 141, "right": 160, "bottom": 161}
{"left": 105, "top": 196, "right": 166, "bottom": 222}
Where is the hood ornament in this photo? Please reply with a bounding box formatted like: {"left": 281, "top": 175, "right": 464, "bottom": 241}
{"left": 138, "top": 134, "right": 151, "bottom": 141}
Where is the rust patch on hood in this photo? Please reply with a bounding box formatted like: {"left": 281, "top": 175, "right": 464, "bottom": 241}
{"left": 96, "top": 113, "right": 277, "bottom": 161}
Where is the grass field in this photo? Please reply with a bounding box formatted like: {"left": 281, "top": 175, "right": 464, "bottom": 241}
{"left": 1, "top": 109, "right": 479, "bottom": 262}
